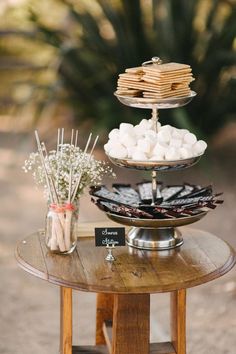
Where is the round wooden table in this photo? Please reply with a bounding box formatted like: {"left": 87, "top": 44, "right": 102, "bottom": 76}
{"left": 16, "top": 223, "right": 235, "bottom": 354}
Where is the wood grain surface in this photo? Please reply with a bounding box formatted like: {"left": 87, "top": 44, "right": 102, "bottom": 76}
{"left": 16, "top": 226, "right": 236, "bottom": 294}
{"left": 171, "top": 289, "right": 186, "bottom": 354}
{"left": 96, "top": 294, "right": 114, "bottom": 346}
{"left": 112, "top": 294, "right": 150, "bottom": 354}
{"left": 60, "top": 287, "right": 72, "bottom": 354}
{"left": 72, "top": 342, "right": 175, "bottom": 354}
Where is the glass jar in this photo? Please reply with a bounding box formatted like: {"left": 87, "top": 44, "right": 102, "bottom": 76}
{"left": 45, "top": 202, "right": 79, "bottom": 254}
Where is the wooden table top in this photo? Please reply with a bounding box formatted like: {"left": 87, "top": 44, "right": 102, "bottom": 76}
{"left": 15, "top": 223, "right": 236, "bottom": 294}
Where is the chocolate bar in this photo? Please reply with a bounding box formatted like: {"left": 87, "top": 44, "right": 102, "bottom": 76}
{"left": 112, "top": 184, "right": 140, "bottom": 204}
{"left": 90, "top": 185, "right": 139, "bottom": 207}
{"left": 160, "top": 195, "right": 217, "bottom": 207}
{"left": 137, "top": 182, "right": 163, "bottom": 204}
{"left": 178, "top": 185, "right": 213, "bottom": 199}
{"left": 175, "top": 183, "right": 195, "bottom": 199}
{"left": 161, "top": 185, "right": 184, "bottom": 201}
{"left": 91, "top": 182, "right": 223, "bottom": 221}
{"left": 94, "top": 199, "right": 154, "bottom": 219}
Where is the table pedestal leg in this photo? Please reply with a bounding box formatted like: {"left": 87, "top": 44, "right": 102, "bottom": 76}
{"left": 96, "top": 293, "right": 114, "bottom": 345}
{"left": 60, "top": 286, "right": 72, "bottom": 354}
{"left": 112, "top": 294, "right": 150, "bottom": 354}
{"left": 170, "top": 289, "right": 186, "bottom": 354}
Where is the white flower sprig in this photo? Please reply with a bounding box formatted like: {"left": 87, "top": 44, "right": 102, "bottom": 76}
{"left": 23, "top": 130, "right": 115, "bottom": 204}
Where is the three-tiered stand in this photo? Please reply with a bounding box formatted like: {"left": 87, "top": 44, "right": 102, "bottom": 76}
{"left": 105, "top": 59, "right": 206, "bottom": 251}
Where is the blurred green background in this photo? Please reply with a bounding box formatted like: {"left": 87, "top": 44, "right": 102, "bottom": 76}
{"left": 0, "top": 0, "right": 235, "bottom": 139}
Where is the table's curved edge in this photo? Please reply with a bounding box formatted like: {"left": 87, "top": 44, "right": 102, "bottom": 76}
{"left": 15, "top": 230, "right": 236, "bottom": 294}
{"left": 164, "top": 244, "right": 236, "bottom": 294}
{"left": 15, "top": 245, "right": 91, "bottom": 291}
{"left": 15, "top": 247, "right": 47, "bottom": 280}
{"left": 15, "top": 246, "right": 236, "bottom": 295}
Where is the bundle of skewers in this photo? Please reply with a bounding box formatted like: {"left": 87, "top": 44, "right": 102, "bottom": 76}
{"left": 23, "top": 129, "right": 115, "bottom": 253}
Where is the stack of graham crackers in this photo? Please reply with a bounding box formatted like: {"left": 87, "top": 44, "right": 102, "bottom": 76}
{"left": 116, "top": 62, "right": 194, "bottom": 99}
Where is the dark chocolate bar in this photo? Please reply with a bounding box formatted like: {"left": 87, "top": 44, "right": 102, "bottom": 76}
{"left": 94, "top": 199, "right": 154, "bottom": 219}
{"left": 178, "top": 185, "right": 212, "bottom": 199}
{"left": 91, "top": 182, "right": 223, "bottom": 221}
{"left": 90, "top": 185, "right": 139, "bottom": 207}
{"left": 160, "top": 195, "right": 216, "bottom": 207}
{"left": 175, "top": 183, "right": 195, "bottom": 199}
{"left": 161, "top": 185, "right": 184, "bottom": 201}
{"left": 137, "top": 182, "right": 163, "bottom": 204}
{"left": 112, "top": 184, "right": 140, "bottom": 204}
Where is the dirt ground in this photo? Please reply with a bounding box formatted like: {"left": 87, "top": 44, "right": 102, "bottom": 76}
{"left": 0, "top": 131, "right": 236, "bottom": 354}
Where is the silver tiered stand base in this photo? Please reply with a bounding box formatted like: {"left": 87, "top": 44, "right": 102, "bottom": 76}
{"left": 127, "top": 227, "right": 183, "bottom": 250}
{"left": 107, "top": 211, "right": 207, "bottom": 250}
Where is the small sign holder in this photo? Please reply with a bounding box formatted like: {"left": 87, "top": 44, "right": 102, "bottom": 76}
{"left": 105, "top": 242, "right": 116, "bottom": 262}
{"left": 94, "top": 227, "right": 126, "bottom": 262}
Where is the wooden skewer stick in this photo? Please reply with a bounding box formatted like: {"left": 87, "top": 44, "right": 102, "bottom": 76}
{"left": 70, "top": 129, "right": 74, "bottom": 146}
{"left": 40, "top": 142, "right": 66, "bottom": 250}
{"left": 57, "top": 128, "right": 60, "bottom": 153}
{"left": 34, "top": 131, "right": 54, "bottom": 203}
{"left": 70, "top": 132, "right": 92, "bottom": 199}
{"left": 75, "top": 130, "right": 78, "bottom": 147}
{"left": 70, "top": 133, "right": 92, "bottom": 201}
{"left": 71, "top": 135, "right": 99, "bottom": 203}
{"left": 42, "top": 142, "right": 60, "bottom": 204}
{"left": 68, "top": 129, "right": 74, "bottom": 204}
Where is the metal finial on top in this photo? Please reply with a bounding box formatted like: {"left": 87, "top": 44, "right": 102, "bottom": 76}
{"left": 142, "top": 57, "right": 162, "bottom": 66}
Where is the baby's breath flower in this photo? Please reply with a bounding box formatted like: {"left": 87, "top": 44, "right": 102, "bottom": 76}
{"left": 23, "top": 144, "right": 116, "bottom": 203}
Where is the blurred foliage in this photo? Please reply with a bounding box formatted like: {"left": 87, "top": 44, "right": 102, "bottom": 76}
{"left": 0, "top": 0, "right": 236, "bottom": 137}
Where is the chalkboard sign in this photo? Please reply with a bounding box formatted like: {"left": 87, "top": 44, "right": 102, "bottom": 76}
{"left": 95, "top": 227, "right": 126, "bottom": 247}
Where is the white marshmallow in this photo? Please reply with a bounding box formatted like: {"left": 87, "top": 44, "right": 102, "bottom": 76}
{"left": 160, "top": 124, "right": 173, "bottom": 133}
{"left": 108, "top": 128, "right": 120, "bottom": 140}
{"left": 137, "top": 138, "right": 152, "bottom": 154}
{"left": 157, "top": 129, "right": 171, "bottom": 144}
{"left": 144, "top": 129, "right": 157, "bottom": 139}
{"left": 139, "top": 119, "right": 150, "bottom": 130}
{"left": 179, "top": 147, "right": 192, "bottom": 159}
{"left": 104, "top": 142, "right": 112, "bottom": 153}
{"left": 165, "top": 147, "right": 180, "bottom": 161}
{"left": 127, "top": 146, "right": 137, "bottom": 158}
{"left": 132, "top": 150, "right": 147, "bottom": 161}
{"left": 183, "top": 132, "right": 197, "bottom": 145}
{"left": 144, "top": 131, "right": 157, "bottom": 148}
{"left": 109, "top": 144, "right": 127, "bottom": 159}
{"left": 172, "top": 129, "right": 183, "bottom": 140}
{"left": 134, "top": 124, "right": 145, "bottom": 138}
{"left": 169, "top": 138, "right": 182, "bottom": 148}
{"left": 149, "top": 154, "right": 164, "bottom": 161}
{"left": 193, "top": 140, "right": 207, "bottom": 155}
{"left": 119, "top": 123, "right": 134, "bottom": 134}
{"left": 182, "top": 143, "right": 193, "bottom": 150}
{"left": 179, "top": 129, "right": 189, "bottom": 136}
{"left": 119, "top": 132, "right": 137, "bottom": 147}
{"left": 152, "top": 141, "right": 167, "bottom": 158}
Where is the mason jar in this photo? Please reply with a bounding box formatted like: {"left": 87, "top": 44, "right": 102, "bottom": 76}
{"left": 45, "top": 202, "right": 79, "bottom": 254}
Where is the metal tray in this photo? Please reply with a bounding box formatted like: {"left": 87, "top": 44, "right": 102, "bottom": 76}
{"left": 106, "top": 211, "right": 207, "bottom": 228}
{"left": 114, "top": 91, "right": 197, "bottom": 109}
{"left": 107, "top": 153, "right": 203, "bottom": 171}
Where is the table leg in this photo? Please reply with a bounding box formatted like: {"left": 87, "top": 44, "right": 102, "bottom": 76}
{"left": 60, "top": 286, "right": 72, "bottom": 354}
{"left": 96, "top": 293, "right": 114, "bottom": 345}
{"left": 112, "top": 294, "right": 150, "bottom": 354}
{"left": 170, "top": 289, "right": 186, "bottom": 354}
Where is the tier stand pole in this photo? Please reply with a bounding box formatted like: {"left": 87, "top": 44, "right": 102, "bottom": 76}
{"left": 126, "top": 105, "right": 183, "bottom": 250}
{"left": 151, "top": 107, "right": 159, "bottom": 205}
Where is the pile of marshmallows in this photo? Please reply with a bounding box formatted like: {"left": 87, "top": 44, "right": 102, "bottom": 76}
{"left": 104, "top": 119, "right": 207, "bottom": 161}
